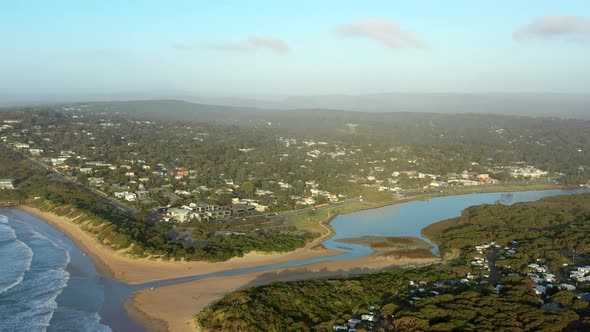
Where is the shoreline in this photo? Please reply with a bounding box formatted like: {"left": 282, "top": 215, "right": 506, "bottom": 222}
{"left": 17, "top": 205, "right": 341, "bottom": 285}
{"left": 6, "top": 184, "right": 576, "bottom": 331}
{"left": 129, "top": 252, "right": 439, "bottom": 332}
{"left": 14, "top": 183, "right": 569, "bottom": 283}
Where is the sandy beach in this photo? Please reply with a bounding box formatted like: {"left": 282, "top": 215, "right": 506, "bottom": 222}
{"left": 18, "top": 205, "right": 440, "bottom": 332}
{"left": 19, "top": 205, "right": 341, "bottom": 285}
{"left": 128, "top": 253, "right": 438, "bottom": 332}
{"left": 19, "top": 186, "right": 571, "bottom": 331}
{"left": 127, "top": 235, "right": 439, "bottom": 332}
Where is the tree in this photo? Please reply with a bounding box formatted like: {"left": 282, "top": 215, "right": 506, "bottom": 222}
{"left": 240, "top": 181, "right": 254, "bottom": 198}
{"left": 218, "top": 193, "right": 233, "bottom": 206}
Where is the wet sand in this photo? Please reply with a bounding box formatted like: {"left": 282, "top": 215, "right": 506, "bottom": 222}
{"left": 129, "top": 253, "right": 438, "bottom": 332}
{"left": 18, "top": 206, "right": 440, "bottom": 332}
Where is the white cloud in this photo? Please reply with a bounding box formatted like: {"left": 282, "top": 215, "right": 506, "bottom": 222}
{"left": 247, "top": 36, "right": 289, "bottom": 53}
{"left": 514, "top": 14, "right": 590, "bottom": 43}
{"left": 335, "top": 17, "right": 426, "bottom": 50}
{"left": 181, "top": 35, "right": 289, "bottom": 53}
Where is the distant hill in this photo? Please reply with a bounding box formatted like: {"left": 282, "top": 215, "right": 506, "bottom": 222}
{"left": 3, "top": 92, "right": 590, "bottom": 119}
{"left": 189, "top": 93, "right": 590, "bottom": 119}
{"left": 36, "top": 100, "right": 587, "bottom": 148}
{"left": 79, "top": 100, "right": 262, "bottom": 121}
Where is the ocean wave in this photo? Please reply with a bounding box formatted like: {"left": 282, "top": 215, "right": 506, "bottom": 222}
{"left": 0, "top": 224, "right": 34, "bottom": 295}
{"left": 0, "top": 216, "right": 71, "bottom": 332}
{"left": 0, "top": 220, "right": 17, "bottom": 242}
{"left": 48, "top": 307, "right": 112, "bottom": 332}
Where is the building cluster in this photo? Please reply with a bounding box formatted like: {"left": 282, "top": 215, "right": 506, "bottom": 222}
{"left": 0, "top": 114, "right": 556, "bottom": 224}
{"left": 469, "top": 240, "right": 590, "bottom": 303}
{"left": 333, "top": 307, "right": 378, "bottom": 332}
{"left": 162, "top": 198, "right": 269, "bottom": 223}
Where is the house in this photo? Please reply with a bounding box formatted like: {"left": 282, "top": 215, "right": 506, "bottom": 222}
{"left": 360, "top": 314, "right": 375, "bottom": 322}
{"left": 66, "top": 170, "right": 79, "bottom": 177}
{"left": 254, "top": 204, "right": 268, "bottom": 212}
{"left": 0, "top": 179, "right": 16, "bottom": 189}
{"left": 28, "top": 148, "right": 43, "bottom": 156}
{"left": 168, "top": 207, "right": 194, "bottom": 222}
{"left": 194, "top": 212, "right": 210, "bottom": 222}
{"left": 255, "top": 188, "right": 272, "bottom": 196}
{"left": 114, "top": 191, "right": 128, "bottom": 199}
{"left": 230, "top": 204, "right": 256, "bottom": 216}
{"left": 207, "top": 209, "right": 231, "bottom": 219}
{"left": 135, "top": 190, "right": 150, "bottom": 200}
{"left": 51, "top": 157, "right": 68, "bottom": 166}
{"left": 430, "top": 181, "right": 447, "bottom": 187}
{"left": 124, "top": 192, "right": 137, "bottom": 201}
{"left": 192, "top": 203, "right": 219, "bottom": 212}
{"left": 88, "top": 177, "right": 104, "bottom": 185}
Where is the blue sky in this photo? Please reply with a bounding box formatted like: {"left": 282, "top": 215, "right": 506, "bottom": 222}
{"left": 2, "top": 1, "right": 590, "bottom": 100}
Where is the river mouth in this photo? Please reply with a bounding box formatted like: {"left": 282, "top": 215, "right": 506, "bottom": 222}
{"left": 4, "top": 188, "right": 588, "bottom": 331}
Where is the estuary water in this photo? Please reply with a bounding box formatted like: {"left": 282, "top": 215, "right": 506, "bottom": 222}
{"left": 0, "top": 188, "right": 587, "bottom": 331}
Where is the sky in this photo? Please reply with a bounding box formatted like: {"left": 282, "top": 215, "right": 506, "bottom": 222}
{"left": 2, "top": 1, "right": 590, "bottom": 101}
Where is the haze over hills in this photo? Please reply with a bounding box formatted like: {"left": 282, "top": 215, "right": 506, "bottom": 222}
{"left": 193, "top": 93, "right": 590, "bottom": 119}
{"left": 4, "top": 93, "right": 589, "bottom": 119}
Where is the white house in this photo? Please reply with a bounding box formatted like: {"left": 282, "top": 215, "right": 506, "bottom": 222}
{"left": 0, "top": 179, "right": 16, "bottom": 189}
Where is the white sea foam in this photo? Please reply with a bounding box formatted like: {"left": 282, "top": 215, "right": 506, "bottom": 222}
{"left": 0, "top": 224, "right": 34, "bottom": 295}
{"left": 0, "top": 215, "right": 71, "bottom": 332}
{"left": 48, "top": 307, "right": 112, "bottom": 332}
{"left": 0, "top": 212, "right": 110, "bottom": 332}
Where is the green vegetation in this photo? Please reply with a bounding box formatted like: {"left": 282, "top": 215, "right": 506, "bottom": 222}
{"left": 197, "top": 193, "right": 590, "bottom": 331}
{"left": 2, "top": 104, "right": 590, "bottom": 266}
{"left": 289, "top": 202, "right": 366, "bottom": 230}
{"left": 0, "top": 145, "right": 315, "bottom": 261}
{"left": 424, "top": 193, "right": 590, "bottom": 271}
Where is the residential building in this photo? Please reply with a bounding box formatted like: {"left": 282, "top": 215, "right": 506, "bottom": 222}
{"left": 0, "top": 179, "right": 16, "bottom": 189}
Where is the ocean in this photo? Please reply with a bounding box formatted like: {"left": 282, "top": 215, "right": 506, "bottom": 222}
{"left": 0, "top": 209, "right": 112, "bottom": 332}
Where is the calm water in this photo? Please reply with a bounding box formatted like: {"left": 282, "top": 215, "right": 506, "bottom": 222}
{"left": 326, "top": 188, "right": 590, "bottom": 256}
{"left": 1, "top": 188, "right": 588, "bottom": 331}
{"left": 144, "top": 188, "right": 590, "bottom": 289}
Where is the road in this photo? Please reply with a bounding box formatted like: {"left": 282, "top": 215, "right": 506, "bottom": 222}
{"left": 20, "top": 152, "right": 136, "bottom": 215}
{"left": 288, "top": 197, "right": 362, "bottom": 216}
{"left": 264, "top": 197, "right": 363, "bottom": 227}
